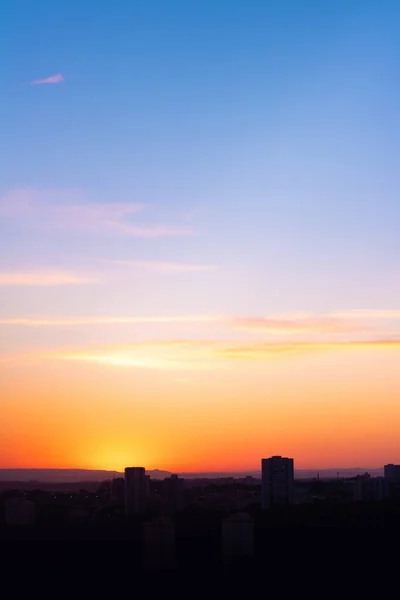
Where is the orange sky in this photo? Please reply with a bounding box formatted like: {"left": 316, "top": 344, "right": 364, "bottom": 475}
{"left": 2, "top": 334, "right": 400, "bottom": 472}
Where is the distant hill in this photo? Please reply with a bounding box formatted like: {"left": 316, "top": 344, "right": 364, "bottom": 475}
{"left": 0, "top": 468, "right": 171, "bottom": 482}
{"left": 0, "top": 466, "right": 384, "bottom": 483}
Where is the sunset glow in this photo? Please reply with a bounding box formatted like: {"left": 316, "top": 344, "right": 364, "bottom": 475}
{"left": 1, "top": 0, "right": 399, "bottom": 473}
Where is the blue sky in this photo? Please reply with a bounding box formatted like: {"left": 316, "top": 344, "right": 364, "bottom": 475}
{"left": 1, "top": 0, "right": 399, "bottom": 320}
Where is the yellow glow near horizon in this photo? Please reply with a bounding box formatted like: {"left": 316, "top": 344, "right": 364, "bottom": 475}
{"left": 1, "top": 339, "right": 400, "bottom": 471}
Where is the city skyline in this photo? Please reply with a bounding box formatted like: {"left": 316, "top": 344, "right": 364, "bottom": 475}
{"left": 1, "top": 0, "right": 400, "bottom": 472}
{"left": 0, "top": 463, "right": 392, "bottom": 482}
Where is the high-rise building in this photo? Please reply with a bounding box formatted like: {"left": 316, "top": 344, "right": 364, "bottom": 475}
{"left": 145, "top": 474, "right": 151, "bottom": 497}
{"left": 5, "top": 498, "right": 35, "bottom": 525}
{"left": 110, "top": 477, "right": 125, "bottom": 506}
{"left": 353, "top": 473, "right": 388, "bottom": 502}
{"left": 384, "top": 464, "right": 400, "bottom": 483}
{"left": 221, "top": 512, "right": 254, "bottom": 566}
{"left": 164, "top": 474, "right": 185, "bottom": 512}
{"left": 261, "top": 456, "right": 294, "bottom": 509}
{"left": 142, "top": 518, "right": 176, "bottom": 571}
{"left": 124, "top": 467, "right": 147, "bottom": 515}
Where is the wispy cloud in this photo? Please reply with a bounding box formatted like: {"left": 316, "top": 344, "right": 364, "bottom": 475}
{"left": 0, "top": 315, "right": 222, "bottom": 326}
{"left": 0, "top": 189, "right": 194, "bottom": 238}
{"left": 0, "top": 270, "right": 97, "bottom": 286}
{"left": 232, "top": 309, "right": 400, "bottom": 338}
{"left": 233, "top": 315, "right": 369, "bottom": 335}
{"left": 218, "top": 339, "right": 400, "bottom": 361}
{"left": 3, "top": 336, "right": 400, "bottom": 371}
{"left": 53, "top": 340, "right": 220, "bottom": 371}
{"left": 333, "top": 309, "right": 400, "bottom": 320}
{"left": 31, "top": 73, "right": 64, "bottom": 85}
{"left": 108, "top": 260, "right": 217, "bottom": 273}
{"left": 1, "top": 309, "right": 400, "bottom": 338}
{"left": 38, "top": 337, "right": 400, "bottom": 371}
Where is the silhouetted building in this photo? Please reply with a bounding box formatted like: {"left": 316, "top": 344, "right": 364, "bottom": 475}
{"left": 142, "top": 518, "right": 176, "bottom": 571}
{"left": 5, "top": 498, "right": 35, "bottom": 525}
{"left": 384, "top": 464, "right": 400, "bottom": 483}
{"left": 242, "top": 476, "right": 257, "bottom": 486}
{"left": 110, "top": 477, "right": 125, "bottom": 505}
{"left": 125, "top": 467, "right": 147, "bottom": 515}
{"left": 221, "top": 512, "right": 254, "bottom": 565}
{"left": 164, "top": 474, "right": 185, "bottom": 512}
{"left": 262, "top": 455, "right": 294, "bottom": 509}
{"left": 353, "top": 473, "right": 388, "bottom": 502}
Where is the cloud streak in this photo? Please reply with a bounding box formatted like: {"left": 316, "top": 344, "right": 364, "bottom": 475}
{"left": 0, "top": 315, "right": 222, "bottom": 326}
{"left": 1, "top": 309, "right": 400, "bottom": 336}
{"left": 31, "top": 73, "right": 64, "bottom": 85}
{"left": 108, "top": 260, "right": 217, "bottom": 273}
{"left": 232, "top": 315, "right": 367, "bottom": 335}
{"left": 53, "top": 340, "right": 221, "bottom": 371}
{"left": 40, "top": 338, "right": 400, "bottom": 371}
{"left": 333, "top": 309, "right": 400, "bottom": 320}
{"left": 0, "top": 270, "right": 97, "bottom": 286}
{"left": 3, "top": 336, "right": 400, "bottom": 371}
{"left": 0, "top": 189, "right": 194, "bottom": 238}
{"left": 217, "top": 340, "right": 400, "bottom": 361}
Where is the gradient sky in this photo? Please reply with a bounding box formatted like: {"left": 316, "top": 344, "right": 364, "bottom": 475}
{"left": 1, "top": 0, "right": 399, "bottom": 472}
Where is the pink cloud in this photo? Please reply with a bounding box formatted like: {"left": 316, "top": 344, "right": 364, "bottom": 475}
{"left": 0, "top": 270, "right": 98, "bottom": 286}
{"left": 0, "top": 315, "right": 222, "bottom": 326}
{"left": 0, "top": 189, "right": 194, "bottom": 238}
{"left": 333, "top": 309, "right": 400, "bottom": 320}
{"left": 0, "top": 188, "right": 39, "bottom": 216}
{"left": 31, "top": 73, "right": 64, "bottom": 85}
{"left": 51, "top": 201, "right": 145, "bottom": 235}
{"left": 233, "top": 316, "right": 368, "bottom": 335}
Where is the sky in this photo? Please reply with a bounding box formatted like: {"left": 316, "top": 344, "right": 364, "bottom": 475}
{"left": 1, "top": 0, "right": 399, "bottom": 472}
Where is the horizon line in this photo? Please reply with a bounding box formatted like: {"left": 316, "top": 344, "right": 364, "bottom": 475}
{"left": 0, "top": 465, "right": 387, "bottom": 473}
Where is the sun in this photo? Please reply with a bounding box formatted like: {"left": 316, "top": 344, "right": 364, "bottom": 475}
{"left": 85, "top": 444, "right": 149, "bottom": 472}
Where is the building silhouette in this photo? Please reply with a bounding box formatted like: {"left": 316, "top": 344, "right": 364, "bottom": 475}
{"left": 353, "top": 473, "right": 388, "bottom": 502}
{"left": 164, "top": 474, "right": 185, "bottom": 512}
{"left": 261, "top": 455, "right": 294, "bottom": 509}
{"left": 145, "top": 475, "right": 151, "bottom": 497}
{"left": 142, "top": 518, "right": 176, "bottom": 571}
{"left": 384, "top": 464, "right": 400, "bottom": 483}
{"left": 221, "top": 512, "right": 254, "bottom": 566}
{"left": 110, "top": 477, "right": 125, "bottom": 506}
{"left": 5, "top": 498, "right": 35, "bottom": 525}
{"left": 125, "top": 467, "right": 147, "bottom": 515}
